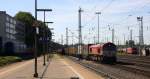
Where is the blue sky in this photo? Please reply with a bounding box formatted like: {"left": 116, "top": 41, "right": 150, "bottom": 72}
{"left": 0, "top": 0, "right": 150, "bottom": 45}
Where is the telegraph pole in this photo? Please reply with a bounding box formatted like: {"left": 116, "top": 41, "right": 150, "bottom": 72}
{"left": 66, "top": 27, "right": 68, "bottom": 55}
{"left": 36, "top": 9, "right": 52, "bottom": 66}
{"left": 95, "top": 12, "right": 101, "bottom": 43}
{"left": 61, "top": 34, "right": 63, "bottom": 45}
{"left": 78, "top": 8, "right": 83, "bottom": 60}
{"left": 123, "top": 34, "right": 126, "bottom": 45}
{"left": 88, "top": 28, "right": 91, "bottom": 44}
{"left": 137, "top": 16, "right": 144, "bottom": 45}
{"left": 45, "top": 22, "right": 53, "bottom": 62}
{"left": 130, "top": 29, "right": 133, "bottom": 41}
{"left": 123, "top": 34, "right": 127, "bottom": 53}
{"left": 112, "top": 28, "right": 114, "bottom": 43}
{"left": 66, "top": 28, "right": 68, "bottom": 45}
{"left": 43, "top": 11, "right": 46, "bottom": 66}
{"left": 34, "top": 0, "right": 38, "bottom": 77}
{"left": 137, "top": 16, "right": 144, "bottom": 56}
{"left": 71, "top": 32, "right": 74, "bottom": 45}
{"left": 45, "top": 28, "right": 49, "bottom": 62}
{"left": 68, "top": 29, "right": 75, "bottom": 46}
{"left": 71, "top": 33, "right": 74, "bottom": 46}
{"left": 108, "top": 24, "right": 115, "bottom": 44}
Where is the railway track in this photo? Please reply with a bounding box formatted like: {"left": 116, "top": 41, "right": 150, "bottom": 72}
{"left": 118, "top": 55, "right": 150, "bottom": 62}
{"left": 118, "top": 58, "right": 150, "bottom": 68}
{"left": 68, "top": 56, "right": 119, "bottom": 79}
{"left": 113, "top": 63, "right": 150, "bottom": 77}
{"left": 118, "top": 58, "right": 150, "bottom": 63}
{"left": 68, "top": 56, "right": 150, "bottom": 79}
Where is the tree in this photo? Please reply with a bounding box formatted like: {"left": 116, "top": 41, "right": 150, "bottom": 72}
{"left": 14, "top": 11, "right": 52, "bottom": 55}
{"left": 14, "top": 12, "right": 35, "bottom": 48}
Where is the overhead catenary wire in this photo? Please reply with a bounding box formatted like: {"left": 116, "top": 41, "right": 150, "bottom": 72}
{"left": 71, "top": 0, "right": 116, "bottom": 43}
{"left": 92, "top": 0, "right": 150, "bottom": 28}
{"left": 81, "top": 0, "right": 116, "bottom": 42}
{"left": 112, "top": 0, "right": 150, "bottom": 27}
{"left": 82, "top": 0, "right": 116, "bottom": 28}
{"left": 72, "top": 0, "right": 150, "bottom": 45}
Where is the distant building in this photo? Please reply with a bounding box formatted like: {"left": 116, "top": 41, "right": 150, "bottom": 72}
{"left": 0, "top": 11, "right": 26, "bottom": 53}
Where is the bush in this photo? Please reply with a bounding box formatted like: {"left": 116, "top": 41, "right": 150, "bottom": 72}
{"left": 0, "top": 56, "right": 22, "bottom": 66}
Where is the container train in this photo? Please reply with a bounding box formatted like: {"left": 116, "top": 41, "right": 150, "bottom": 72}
{"left": 62, "top": 42, "right": 117, "bottom": 63}
{"left": 118, "top": 47, "right": 150, "bottom": 56}
{"left": 122, "top": 47, "right": 138, "bottom": 54}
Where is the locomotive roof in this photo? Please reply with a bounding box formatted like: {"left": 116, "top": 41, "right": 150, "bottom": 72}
{"left": 103, "top": 42, "right": 116, "bottom": 47}
{"left": 89, "top": 42, "right": 116, "bottom": 48}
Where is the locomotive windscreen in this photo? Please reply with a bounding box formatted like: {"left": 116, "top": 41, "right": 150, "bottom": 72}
{"left": 103, "top": 43, "right": 117, "bottom": 51}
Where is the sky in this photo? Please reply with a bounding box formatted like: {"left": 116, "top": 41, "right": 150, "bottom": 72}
{"left": 0, "top": 0, "right": 150, "bottom": 45}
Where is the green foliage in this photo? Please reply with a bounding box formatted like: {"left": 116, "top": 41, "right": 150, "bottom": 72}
{"left": 14, "top": 12, "right": 35, "bottom": 48}
{"left": 14, "top": 12, "right": 34, "bottom": 26}
{"left": 37, "top": 21, "right": 52, "bottom": 55}
{"left": 0, "top": 56, "right": 22, "bottom": 66}
{"left": 14, "top": 11, "right": 52, "bottom": 55}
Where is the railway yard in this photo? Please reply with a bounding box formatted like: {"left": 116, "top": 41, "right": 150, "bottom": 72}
{"left": 57, "top": 42, "right": 150, "bottom": 79}
{"left": 0, "top": 52, "right": 149, "bottom": 79}
{"left": 67, "top": 55, "right": 150, "bottom": 79}
{"left": 1, "top": 0, "right": 150, "bottom": 79}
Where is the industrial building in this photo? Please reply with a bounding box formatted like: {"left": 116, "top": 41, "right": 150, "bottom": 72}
{"left": 0, "top": 11, "right": 26, "bottom": 54}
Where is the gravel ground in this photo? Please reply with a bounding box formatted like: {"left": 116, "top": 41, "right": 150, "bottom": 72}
{"left": 69, "top": 56, "right": 150, "bottom": 79}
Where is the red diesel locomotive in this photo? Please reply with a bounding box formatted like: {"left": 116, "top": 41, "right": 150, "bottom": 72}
{"left": 89, "top": 42, "right": 117, "bottom": 62}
